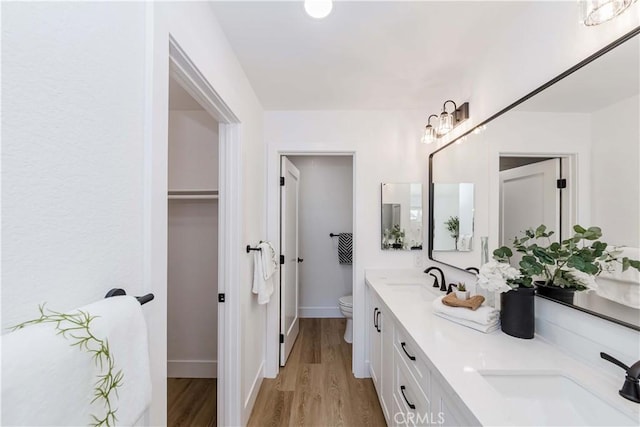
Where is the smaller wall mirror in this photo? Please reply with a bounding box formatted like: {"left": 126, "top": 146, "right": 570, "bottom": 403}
{"left": 381, "top": 183, "right": 423, "bottom": 250}
{"left": 432, "top": 183, "right": 474, "bottom": 252}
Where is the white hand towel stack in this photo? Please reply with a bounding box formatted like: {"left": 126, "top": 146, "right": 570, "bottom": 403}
{"left": 252, "top": 241, "right": 278, "bottom": 304}
{"left": 432, "top": 295, "right": 500, "bottom": 333}
{"left": 1, "top": 296, "right": 152, "bottom": 426}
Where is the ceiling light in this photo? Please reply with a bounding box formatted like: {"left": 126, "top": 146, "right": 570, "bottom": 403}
{"left": 580, "top": 0, "right": 638, "bottom": 26}
{"left": 305, "top": 0, "right": 333, "bottom": 19}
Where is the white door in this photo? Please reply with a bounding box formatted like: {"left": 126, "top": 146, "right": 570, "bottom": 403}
{"left": 280, "top": 156, "right": 300, "bottom": 366}
{"left": 500, "top": 158, "right": 562, "bottom": 261}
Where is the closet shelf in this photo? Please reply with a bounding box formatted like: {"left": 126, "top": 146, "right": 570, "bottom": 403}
{"left": 168, "top": 189, "right": 218, "bottom": 200}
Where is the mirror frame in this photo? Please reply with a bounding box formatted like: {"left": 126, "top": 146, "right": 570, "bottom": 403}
{"left": 428, "top": 26, "right": 640, "bottom": 331}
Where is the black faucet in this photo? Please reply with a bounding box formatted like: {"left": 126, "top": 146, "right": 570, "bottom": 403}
{"left": 601, "top": 352, "right": 640, "bottom": 403}
{"left": 424, "top": 266, "right": 446, "bottom": 291}
{"left": 465, "top": 267, "right": 480, "bottom": 274}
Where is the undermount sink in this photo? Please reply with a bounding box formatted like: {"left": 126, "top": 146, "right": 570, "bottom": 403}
{"left": 479, "top": 371, "right": 637, "bottom": 426}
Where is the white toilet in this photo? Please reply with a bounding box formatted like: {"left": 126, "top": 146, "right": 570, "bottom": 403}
{"left": 338, "top": 295, "right": 353, "bottom": 343}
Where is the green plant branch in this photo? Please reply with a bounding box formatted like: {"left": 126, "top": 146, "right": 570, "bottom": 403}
{"left": 11, "top": 304, "right": 122, "bottom": 427}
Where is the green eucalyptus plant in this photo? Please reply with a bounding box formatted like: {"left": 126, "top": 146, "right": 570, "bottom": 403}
{"left": 494, "top": 225, "right": 640, "bottom": 290}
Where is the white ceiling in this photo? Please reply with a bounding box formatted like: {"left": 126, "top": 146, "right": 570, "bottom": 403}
{"left": 211, "top": 1, "right": 537, "bottom": 110}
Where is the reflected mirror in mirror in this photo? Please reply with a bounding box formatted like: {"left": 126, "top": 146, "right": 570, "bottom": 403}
{"left": 429, "top": 29, "right": 639, "bottom": 330}
{"left": 432, "top": 183, "right": 474, "bottom": 252}
{"left": 381, "top": 183, "right": 422, "bottom": 250}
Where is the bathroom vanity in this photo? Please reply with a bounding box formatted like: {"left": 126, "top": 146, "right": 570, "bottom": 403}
{"left": 366, "top": 269, "right": 640, "bottom": 426}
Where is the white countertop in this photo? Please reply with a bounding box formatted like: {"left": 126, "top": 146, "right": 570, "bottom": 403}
{"left": 366, "top": 268, "right": 640, "bottom": 426}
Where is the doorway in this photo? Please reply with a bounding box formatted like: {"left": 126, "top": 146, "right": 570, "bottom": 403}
{"left": 499, "top": 154, "right": 575, "bottom": 251}
{"left": 166, "top": 76, "right": 219, "bottom": 425}
{"left": 278, "top": 155, "right": 354, "bottom": 367}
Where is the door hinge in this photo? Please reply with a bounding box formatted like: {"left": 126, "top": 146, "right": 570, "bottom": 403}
{"left": 279, "top": 333, "right": 284, "bottom": 344}
{"left": 218, "top": 293, "right": 225, "bottom": 303}
{"left": 280, "top": 255, "right": 285, "bottom": 265}
{"left": 557, "top": 178, "right": 567, "bottom": 189}
{"left": 280, "top": 177, "right": 285, "bottom": 186}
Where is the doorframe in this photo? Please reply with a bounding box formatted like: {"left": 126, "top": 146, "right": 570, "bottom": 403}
{"left": 494, "top": 152, "right": 578, "bottom": 243}
{"left": 265, "top": 151, "right": 357, "bottom": 378}
{"left": 145, "top": 33, "right": 242, "bottom": 425}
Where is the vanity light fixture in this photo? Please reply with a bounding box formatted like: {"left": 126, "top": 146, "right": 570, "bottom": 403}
{"left": 420, "top": 100, "right": 470, "bottom": 144}
{"left": 421, "top": 114, "right": 439, "bottom": 144}
{"left": 304, "top": 0, "right": 333, "bottom": 19}
{"left": 579, "top": 0, "right": 638, "bottom": 26}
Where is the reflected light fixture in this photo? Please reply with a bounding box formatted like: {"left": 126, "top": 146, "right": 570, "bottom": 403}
{"left": 305, "top": 0, "right": 333, "bottom": 19}
{"left": 421, "top": 114, "right": 439, "bottom": 144}
{"left": 580, "top": 0, "right": 638, "bottom": 26}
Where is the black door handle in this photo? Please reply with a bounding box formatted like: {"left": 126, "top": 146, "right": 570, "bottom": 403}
{"left": 376, "top": 311, "right": 381, "bottom": 333}
{"left": 373, "top": 308, "right": 379, "bottom": 329}
{"left": 297, "top": 258, "right": 304, "bottom": 263}
{"left": 400, "top": 385, "right": 416, "bottom": 410}
{"left": 401, "top": 342, "right": 416, "bottom": 361}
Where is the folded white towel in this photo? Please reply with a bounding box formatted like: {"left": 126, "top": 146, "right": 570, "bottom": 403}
{"left": 432, "top": 295, "right": 499, "bottom": 325}
{"left": 1, "top": 296, "right": 152, "bottom": 426}
{"left": 259, "top": 241, "right": 278, "bottom": 280}
{"left": 434, "top": 312, "right": 500, "bottom": 334}
{"left": 252, "top": 241, "right": 278, "bottom": 304}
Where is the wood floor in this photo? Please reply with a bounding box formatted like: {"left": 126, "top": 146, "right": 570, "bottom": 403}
{"left": 168, "top": 378, "right": 217, "bottom": 427}
{"left": 248, "top": 318, "right": 386, "bottom": 427}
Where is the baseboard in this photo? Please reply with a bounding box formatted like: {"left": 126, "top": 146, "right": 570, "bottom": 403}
{"left": 242, "top": 361, "right": 264, "bottom": 425}
{"left": 168, "top": 359, "right": 217, "bottom": 378}
{"left": 299, "top": 306, "right": 343, "bottom": 318}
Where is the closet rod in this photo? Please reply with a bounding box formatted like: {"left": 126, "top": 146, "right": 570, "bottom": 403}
{"left": 105, "top": 288, "right": 155, "bottom": 305}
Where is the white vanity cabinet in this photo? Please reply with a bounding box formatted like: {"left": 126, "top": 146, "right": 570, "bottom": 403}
{"left": 367, "top": 279, "right": 479, "bottom": 426}
{"left": 368, "top": 288, "right": 394, "bottom": 423}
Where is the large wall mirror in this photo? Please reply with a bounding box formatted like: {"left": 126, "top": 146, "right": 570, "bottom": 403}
{"left": 381, "top": 183, "right": 423, "bottom": 250}
{"left": 429, "top": 28, "right": 639, "bottom": 330}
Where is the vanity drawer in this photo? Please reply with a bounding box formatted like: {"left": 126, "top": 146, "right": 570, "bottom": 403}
{"left": 394, "top": 327, "right": 430, "bottom": 396}
{"left": 394, "top": 353, "right": 431, "bottom": 427}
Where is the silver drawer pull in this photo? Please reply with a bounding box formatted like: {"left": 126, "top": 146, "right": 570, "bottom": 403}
{"left": 401, "top": 342, "right": 416, "bottom": 361}
{"left": 400, "top": 385, "right": 416, "bottom": 410}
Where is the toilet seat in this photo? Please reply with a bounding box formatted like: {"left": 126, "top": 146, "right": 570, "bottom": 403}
{"left": 338, "top": 295, "right": 353, "bottom": 308}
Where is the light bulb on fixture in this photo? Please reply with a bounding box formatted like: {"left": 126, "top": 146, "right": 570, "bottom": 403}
{"left": 421, "top": 114, "right": 439, "bottom": 144}
{"left": 438, "top": 100, "right": 456, "bottom": 134}
{"left": 580, "top": 0, "right": 638, "bottom": 26}
{"left": 304, "top": 0, "right": 333, "bottom": 19}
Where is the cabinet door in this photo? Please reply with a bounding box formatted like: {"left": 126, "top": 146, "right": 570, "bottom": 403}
{"left": 369, "top": 291, "right": 382, "bottom": 392}
{"left": 380, "top": 306, "right": 394, "bottom": 423}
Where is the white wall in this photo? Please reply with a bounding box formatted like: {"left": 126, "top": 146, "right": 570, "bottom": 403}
{"left": 2, "top": 1, "right": 146, "bottom": 327}
{"left": 3, "top": 2, "right": 267, "bottom": 425}
{"left": 288, "top": 156, "right": 353, "bottom": 318}
{"left": 168, "top": 111, "right": 219, "bottom": 191}
{"left": 591, "top": 94, "right": 639, "bottom": 247}
{"left": 167, "top": 110, "right": 219, "bottom": 378}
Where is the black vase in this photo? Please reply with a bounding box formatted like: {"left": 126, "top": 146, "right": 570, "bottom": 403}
{"left": 535, "top": 281, "right": 576, "bottom": 305}
{"left": 500, "top": 287, "right": 535, "bottom": 339}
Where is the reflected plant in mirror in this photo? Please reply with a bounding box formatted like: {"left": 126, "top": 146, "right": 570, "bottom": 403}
{"left": 381, "top": 183, "right": 423, "bottom": 250}
{"left": 432, "top": 183, "right": 474, "bottom": 252}
{"left": 496, "top": 224, "right": 640, "bottom": 304}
